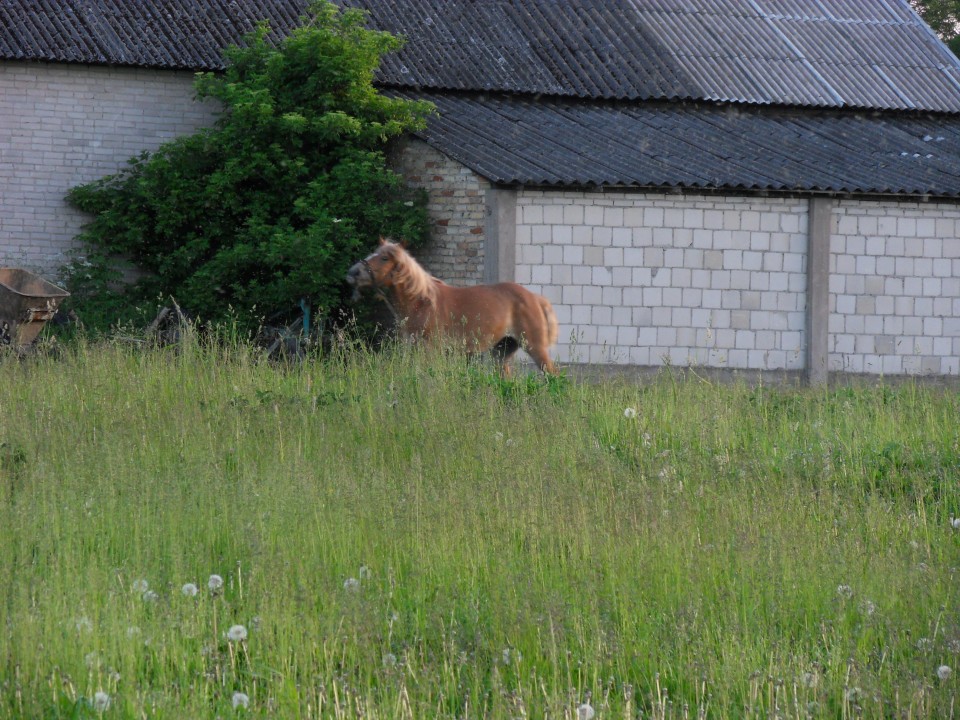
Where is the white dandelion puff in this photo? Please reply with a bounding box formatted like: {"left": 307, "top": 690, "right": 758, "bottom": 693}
{"left": 623, "top": 407, "right": 637, "bottom": 419}
{"left": 227, "top": 624, "right": 248, "bottom": 642}
{"left": 208, "top": 574, "right": 224, "bottom": 592}
{"left": 938, "top": 665, "right": 953, "bottom": 681}
{"left": 836, "top": 584, "right": 853, "bottom": 600}
{"left": 181, "top": 583, "right": 198, "bottom": 597}
{"left": 343, "top": 577, "right": 360, "bottom": 592}
{"left": 142, "top": 590, "right": 159, "bottom": 603}
{"left": 131, "top": 579, "right": 149, "bottom": 594}
{"left": 75, "top": 616, "right": 93, "bottom": 633}
{"left": 383, "top": 652, "right": 397, "bottom": 667}
{"left": 232, "top": 691, "right": 250, "bottom": 709}
{"left": 92, "top": 690, "right": 111, "bottom": 712}
{"left": 917, "top": 637, "right": 934, "bottom": 652}
{"left": 951, "top": 516, "right": 960, "bottom": 530}
{"left": 860, "top": 599, "right": 876, "bottom": 616}
{"left": 577, "top": 702, "right": 596, "bottom": 720}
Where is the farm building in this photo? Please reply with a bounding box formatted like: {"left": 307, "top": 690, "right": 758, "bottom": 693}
{"left": 3, "top": 1, "right": 960, "bottom": 381}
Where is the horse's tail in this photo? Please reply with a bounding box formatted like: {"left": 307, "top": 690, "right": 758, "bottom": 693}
{"left": 539, "top": 295, "right": 559, "bottom": 348}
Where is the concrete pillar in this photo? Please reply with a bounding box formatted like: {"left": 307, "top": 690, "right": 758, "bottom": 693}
{"left": 484, "top": 186, "right": 517, "bottom": 283}
{"left": 806, "top": 197, "right": 833, "bottom": 385}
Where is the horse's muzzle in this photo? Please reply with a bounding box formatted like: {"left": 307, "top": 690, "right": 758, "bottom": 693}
{"left": 345, "top": 262, "right": 369, "bottom": 301}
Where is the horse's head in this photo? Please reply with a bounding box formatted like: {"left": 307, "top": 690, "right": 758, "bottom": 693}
{"left": 345, "top": 238, "right": 403, "bottom": 301}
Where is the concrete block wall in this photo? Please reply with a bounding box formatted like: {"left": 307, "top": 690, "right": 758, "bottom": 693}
{"left": 515, "top": 190, "right": 809, "bottom": 368}
{"left": 387, "top": 138, "right": 487, "bottom": 285}
{"left": 0, "top": 62, "right": 217, "bottom": 279}
{"left": 830, "top": 200, "right": 960, "bottom": 375}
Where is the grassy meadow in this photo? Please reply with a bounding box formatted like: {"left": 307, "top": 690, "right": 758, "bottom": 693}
{"left": 0, "top": 335, "right": 958, "bottom": 718}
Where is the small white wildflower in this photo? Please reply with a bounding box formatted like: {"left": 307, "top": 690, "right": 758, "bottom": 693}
{"left": 131, "top": 579, "right": 149, "bottom": 594}
{"left": 836, "top": 584, "right": 853, "bottom": 600}
{"left": 181, "top": 583, "right": 198, "bottom": 597}
{"left": 332, "top": 217, "right": 342, "bottom": 223}
{"left": 343, "top": 577, "right": 360, "bottom": 592}
{"left": 142, "top": 590, "right": 159, "bottom": 603}
{"left": 577, "top": 702, "right": 596, "bottom": 720}
{"left": 208, "top": 574, "right": 224, "bottom": 592}
{"left": 403, "top": 200, "right": 414, "bottom": 207}
{"left": 938, "top": 664, "right": 953, "bottom": 681}
{"left": 75, "top": 616, "right": 93, "bottom": 633}
{"left": 92, "top": 690, "right": 111, "bottom": 712}
{"left": 951, "top": 516, "right": 960, "bottom": 530}
{"left": 232, "top": 691, "right": 250, "bottom": 709}
{"left": 623, "top": 407, "right": 637, "bottom": 419}
{"left": 227, "top": 624, "right": 248, "bottom": 642}
{"left": 383, "top": 652, "right": 397, "bottom": 667}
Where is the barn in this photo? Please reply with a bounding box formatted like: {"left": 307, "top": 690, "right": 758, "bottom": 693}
{"left": 3, "top": 0, "right": 960, "bottom": 381}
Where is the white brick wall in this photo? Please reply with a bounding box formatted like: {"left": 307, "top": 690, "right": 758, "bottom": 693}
{"left": 0, "top": 62, "right": 217, "bottom": 278}
{"left": 517, "top": 190, "right": 808, "bottom": 368}
{"left": 830, "top": 200, "right": 960, "bottom": 375}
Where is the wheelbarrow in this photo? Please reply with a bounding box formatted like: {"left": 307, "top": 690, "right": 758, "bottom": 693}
{"left": 0, "top": 268, "right": 70, "bottom": 349}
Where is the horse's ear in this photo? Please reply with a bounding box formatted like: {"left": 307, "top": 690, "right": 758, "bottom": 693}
{"left": 378, "top": 236, "right": 389, "bottom": 246}
{"left": 398, "top": 238, "right": 409, "bottom": 249}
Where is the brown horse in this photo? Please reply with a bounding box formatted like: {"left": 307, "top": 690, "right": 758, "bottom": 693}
{"left": 346, "top": 239, "right": 558, "bottom": 374}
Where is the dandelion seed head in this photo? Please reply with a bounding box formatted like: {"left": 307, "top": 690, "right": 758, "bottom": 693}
{"left": 623, "top": 407, "right": 637, "bottom": 419}
{"left": 951, "top": 516, "right": 960, "bottom": 530}
{"left": 917, "top": 637, "right": 934, "bottom": 652}
{"left": 383, "top": 652, "right": 397, "bottom": 667}
{"left": 207, "top": 574, "right": 224, "bottom": 592}
{"left": 232, "top": 691, "right": 250, "bottom": 709}
{"left": 860, "top": 599, "right": 876, "bottom": 616}
{"left": 938, "top": 665, "right": 952, "bottom": 681}
{"left": 227, "top": 624, "right": 248, "bottom": 642}
{"left": 801, "top": 671, "right": 818, "bottom": 688}
{"left": 142, "top": 590, "right": 158, "bottom": 603}
{"left": 92, "top": 691, "right": 111, "bottom": 712}
{"left": 577, "top": 702, "right": 596, "bottom": 720}
{"left": 181, "top": 583, "right": 198, "bottom": 597}
{"left": 76, "top": 616, "right": 93, "bottom": 633}
{"left": 343, "top": 577, "right": 360, "bottom": 592}
{"left": 131, "top": 579, "right": 149, "bottom": 594}
{"left": 836, "top": 584, "right": 853, "bottom": 600}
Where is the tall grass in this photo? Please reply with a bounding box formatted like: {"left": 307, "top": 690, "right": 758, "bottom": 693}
{"left": 0, "top": 335, "right": 958, "bottom": 718}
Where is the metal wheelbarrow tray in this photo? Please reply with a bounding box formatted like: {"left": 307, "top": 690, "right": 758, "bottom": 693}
{"left": 0, "top": 268, "right": 70, "bottom": 348}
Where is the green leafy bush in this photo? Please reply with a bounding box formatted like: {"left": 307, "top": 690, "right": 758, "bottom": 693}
{"left": 65, "top": 0, "right": 433, "bottom": 333}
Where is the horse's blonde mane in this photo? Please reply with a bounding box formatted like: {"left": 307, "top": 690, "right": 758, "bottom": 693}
{"left": 387, "top": 242, "right": 439, "bottom": 304}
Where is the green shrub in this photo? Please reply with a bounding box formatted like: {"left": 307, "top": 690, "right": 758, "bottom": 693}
{"left": 64, "top": 0, "right": 433, "bottom": 334}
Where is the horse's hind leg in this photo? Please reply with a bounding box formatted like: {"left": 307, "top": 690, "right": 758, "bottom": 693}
{"left": 491, "top": 336, "right": 520, "bottom": 376}
{"left": 523, "top": 342, "right": 557, "bottom": 375}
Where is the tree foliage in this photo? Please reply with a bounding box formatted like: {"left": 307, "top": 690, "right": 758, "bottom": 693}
{"left": 65, "top": 1, "right": 434, "bottom": 332}
{"left": 911, "top": 0, "right": 960, "bottom": 54}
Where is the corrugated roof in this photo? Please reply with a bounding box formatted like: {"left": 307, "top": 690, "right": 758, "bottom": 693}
{"left": 0, "top": 0, "right": 309, "bottom": 70}
{"left": 3, "top": 1, "right": 960, "bottom": 112}
{"left": 401, "top": 92, "right": 960, "bottom": 197}
{"left": 346, "top": 0, "right": 960, "bottom": 112}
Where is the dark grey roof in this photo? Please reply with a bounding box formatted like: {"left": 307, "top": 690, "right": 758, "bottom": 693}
{"left": 4, "top": 1, "right": 960, "bottom": 112}
{"left": 403, "top": 92, "right": 960, "bottom": 197}
{"left": 347, "top": 0, "right": 960, "bottom": 112}
{"left": 0, "top": 0, "right": 309, "bottom": 70}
